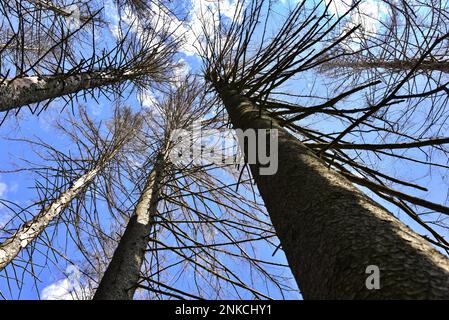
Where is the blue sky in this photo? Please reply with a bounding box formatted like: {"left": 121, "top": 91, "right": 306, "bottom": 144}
{"left": 1, "top": 0, "right": 449, "bottom": 300}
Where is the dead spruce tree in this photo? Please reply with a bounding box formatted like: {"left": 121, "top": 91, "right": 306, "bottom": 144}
{"left": 321, "top": 0, "right": 449, "bottom": 97}
{"left": 4, "top": 0, "right": 449, "bottom": 300}
{"left": 93, "top": 147, "right": 165, "bottom": 299}
{"left": 318, "top": 0, "right": 449, "bottom": 147}
{"left": 196, "top": 0, "right": 449, "bottom": 299}
{"left": 93, "top": 77, "right": 296, "bottom": 299}
{"left": 0, "top": 106, "right": 142, "bottom": 281}
{"left": 0, "top": 0, "right": 179, "bottom": 115}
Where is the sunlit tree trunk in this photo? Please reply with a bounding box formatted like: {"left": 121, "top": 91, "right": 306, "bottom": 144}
{"left": 217, "top": 83, "right": 449, "bottom": 299}
{"left": 93, "top": 153, "right": 165, "bottom": 300}
{"left": 27, "top": 0, "right": 80, "bottom": 17}
{"left": 326, "top": 59, "right": 449, "bottom": 74}
{"left": 0, "top": 69, "right": 138, "bottom": 113}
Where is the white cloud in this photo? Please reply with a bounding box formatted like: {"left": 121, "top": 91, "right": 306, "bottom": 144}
{"left": 325, "top": 0, "right": 351, "bottom": 16}
{"left": 187, "top": 0, "right": 243, "bottom": 54}
{"left": 41, "top": 278, "right": 73, "bottom": 300}
{"left": 104, "top": 0, "right": 121, "bottom": 39}
{"left": 325, "top": 0, "right": 388, "bottom": 51}
{"left": 174, "top": 58, "right": 190, "bottom": 82}
{"left": 104, "top": 0, "right": 145, "bottom": 40}
{"left": 139, "top": 89, "right": 157, "bottom": 108}
{"left": 41, "top": 265, "right": 89, "bottom": 300}
{"left": 126, "top": 154, "right": 145, "bottom": 170}
{"left": 351, "top": 0, "right": 387, "bottom": 35}
{"left": 149, "top": 0, "right": 243, "bottom": 57}
{"left": 0, "top": 180, "right": 10, "bottom": 229}
{"left": 148, "top": 1, "right": 194, "bottom": 55}
{"left": 104, "top": 0, "right": 243, "bottom": 57}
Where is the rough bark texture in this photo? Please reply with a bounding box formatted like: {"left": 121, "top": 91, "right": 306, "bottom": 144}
{"left": 0, "top": 166, "right": 100, "bottom": 271}
{"left": 28, "top": 0, "right": 79, "bottom": 17}
{"left": 217, "top": 84, "right": 449, "bottom": 299}
{"left": 93, "top": 155, "right": 165, "bottom": 300}
{"left": 0, "top": 70, "right": 135, "bottom": 112}
{"left": 327, "top": 60, "right": 449, "bottom": 74}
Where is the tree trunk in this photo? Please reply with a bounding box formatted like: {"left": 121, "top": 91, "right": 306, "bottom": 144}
{"left": 327, "top": 59, "right": 449, "bottom": 74}
{"left": 216, "top": 83, "right": 449, "bottom": 299}
{"left": 0, "top": 164, "right": 104, "bottom": 271}
{"left": 93, "top": 154, "right": 165, "bottom": 300}
{"left": 27, "top": 0, "right": 80, "bottom": 17}
{"left": 0, "top": 69, "right": 137, "bottom": 113}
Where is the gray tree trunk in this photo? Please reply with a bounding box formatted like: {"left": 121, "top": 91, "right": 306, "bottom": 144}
{"left": 217, "top": 84, "right": 449, "bottom": 299}
{"left": 0, "top": 70, "right": 136, "bottom": 113}
{"left": 27, "top": 0, "right": 81, "bottom": 17}
{"left": 326, "top": 59, "right": 449, "bottom": 74}
{"left": 93, "top": 154, "right": 165, "bottom": 300}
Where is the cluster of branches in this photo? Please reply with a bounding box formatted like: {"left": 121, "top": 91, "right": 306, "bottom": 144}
{"left": 198, "top": 0, "right": 449, "bottom": 253}
{"left": 321, "top": 0, "right": 449, "bottom": 140}
{"left": 0, "top": 75, "right": 297, "bottom": 299}
{"left": 1, "top": 0, "right": 449, "bottom": 300}
{"left": 0, "top": 0, "right": 181, "bottom": 120}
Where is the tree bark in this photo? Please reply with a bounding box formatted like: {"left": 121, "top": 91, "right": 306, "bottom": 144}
{"left": 93, "top": 154, "right": 165, "bottom": 300}
{"left": 216, "top": 83, "right": 449, "bottom": 299}
{"left": 0, "top": 70, "right": 137, "bottom": 113}
{"left": 26, "top": 0, "right": 74, "bottom": 16}
{"left": 327, "top": 59, "right": 449, "bottom": 74}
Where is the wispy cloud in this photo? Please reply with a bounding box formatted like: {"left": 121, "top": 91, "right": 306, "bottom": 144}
{"left": 174, "top": 58, "right": 190, "bottom": 82}
{"left": 0, "top": 179, "right": 14, "bottom": 229}
{"left": 41, "top": 265, "right": 90, "bottom": 300}
{"left": 103, "top": 0, "right": 242, "bottom": 57}
{"left": 139, "top": 89, "right": 157, "bottom": 109}
{"left": 104, "top": 0, "right": 121, "bottom": 39}
{"left": 325, "top": 0, "right": 388, "bottom": 51}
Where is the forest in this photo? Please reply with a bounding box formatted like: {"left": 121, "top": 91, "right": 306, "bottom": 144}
{"left": 0, "top": 0, "right": 449, "bottom": 301}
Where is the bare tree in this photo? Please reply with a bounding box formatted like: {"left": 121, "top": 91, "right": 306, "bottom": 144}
{"left": 199, "top": 0, "right": 449, "bottom": 298}
{"left": 93, "top": 152, "right": 165, "bottom": 299}
{"left": 0, "top": 106, "right": 141, "bottom": 276}
{"left": 93, "top": 77, "right": 297, "bottom": 299}
{"left": 0, "top": 0, "right": 179, "bottom": 116}
{"left": 321, "top": 0, "right": 449, "bottom": 105}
